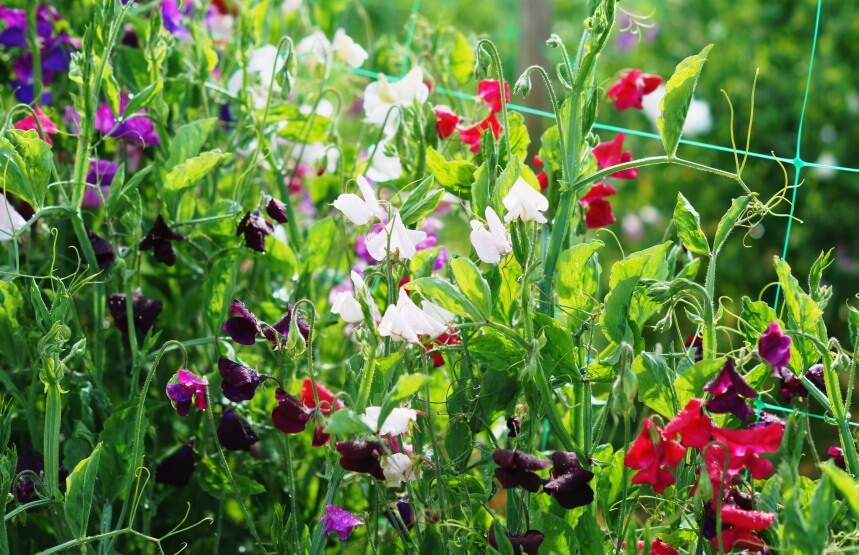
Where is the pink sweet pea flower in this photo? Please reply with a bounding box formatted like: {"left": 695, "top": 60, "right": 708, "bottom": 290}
{"left": 459, "top": 112, "right": 502, "bottom": 153}
{"left": 592, "top": 132, "right": 638, "bottom": 179}
{"left": 166, "top": 369, "right": 208, "bottom": 416}
{"left": 607, "top": 69, "right": 662, "bottom": 110}
{"left": 14, "top": 107, "right": 58, "bottom": 145}
{"left": 477, "top": 79, "right": 510, "bottom": 113}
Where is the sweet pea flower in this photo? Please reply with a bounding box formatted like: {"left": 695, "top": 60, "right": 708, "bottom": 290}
{"left": 433, "top": 105, "right": 460, "bottom": 139}
{"left": 488, "top": 526, "right": 544, "bottom": 555}
{"left": 226, "top": 45, "right": 286, "bottom": 109}
{"left": 592, "top": 133, "right": 638, "bottom": 179}
{"left": 542, "top": 451, "right": 595, "bottom": 509}
{"left": 607, "top": 69, "right": 662, "bottom": 110}
{"left": 161, "top": 0, "right": 192, "bottom": 40}
{"left": 365, "top": 140, "right": 403, "bottom": 182}
{"left": 264, "top": 304, "right": 311, "bottom": 347}
{"left": 14, "top": 107, "right": 58, "bottom": 145}
{"left": 222, "top": 300, "right": 263, "bottom": 345}
{"left": 300, "top": 379, "right": 343, "bottom": 414}
{"left": 155, "top": 443, "right": 195, "bottom": 488}
{"left": 379, "top": 288, "right": 448, "bottom": 343}
{"left": 458, "top": 112, "right": 502, "bottom": 153}
{"left": 94, "top": 92, "right": 160, "bottom": 146}
{"left": 470, "top": 207, "right": 512, "bottom": 264}
{"left": 365, "top": 214, "right": 427, "bottom": 262}
{"left": 335, "top": 440, "right": 385, "bottom": 479}
{"left": 271, "top": 388, "right": 311, "bottom": 434}
{"left": 382, "top": 452, "right": 422, "bottom": 487}
{"left": 704, "top": 358, "right": 758, "bottom": 420}
{"left": 14, "top": 447, "right": 68, "bottom": 503}
{"left": 710, "top": 421, "right": 784, "bottom": 482}
{"left": 319, "top": 504, "right": 364, "bottom": 541}
{"left": 82, "top": 159, "right": 119, "bottom": 208}
{"left": 361, "top": 406, "right": 418, "bottom": 436}
{"left": 87, "top": 229, "right": 115, "bottom": 270}
{"left": 427, "top": 330, "right": 459, "bottom": 368}
{"left": 0, "top": 195, "right": 26, "bottom": 241}
{"left": 579, "top": 182, "right": 617, "bottom": 229}
{"left": 385, "top": 499, "right": 415, "bottom": 530}
{"left": 218, "top": 356, "right": 261, "bottom": 402}
{"left": 108, "top": 292, "right": 162, "bottom": 334}
{"left": 140, "top": 215, "right": 186, "bottom": 266}
{"left": 332, "top": 175, "right": 385, "bottom": 225}
{"left": 757, "top": 321, "right": 791, "bottom": 369}
{"left": 636, "top": 539, "right": 679, "bottom": 555}
{"left": 237, "top": 210, "right": 274, "bottom": 253}
{"left": 265, "top": 198, "right": 289, "bottom": 224}
{"left": 662, "top": 398, "right": 713, "bottom": 449}
{"left": 296, "top": 30, "right": 331, "bottom": 68}
{"left": 331, "top": 289, "right": 363, "bottom": 323}
{"left": 332, "top": 29, "right": 368, "bottom": 68}
{"left": 502, "top": 178, "right": 548, "bottom": 224}
{"left": 166, "top": 369, "right": 209, "bottom": 416}
{"left": 492, "top": 449, "right": 550, "bottom": 493}
{"left": 623, "top": 419, "right": 685, "bottom": 494}
{"left": 477, "top": 79, "right": 511, "bottom": 113}
{"left": 217, "top": 409, "right": 259, "bottom": 452}
{"left": 364, "top": 67, "right": 429, "bottom": 128}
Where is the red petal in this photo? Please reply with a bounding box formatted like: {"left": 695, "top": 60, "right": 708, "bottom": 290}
{"left": 584, "top": 198, "right": 615, "bottom": 229}
{"left": 720, "top": 505, "right": 776, "bottom": 532}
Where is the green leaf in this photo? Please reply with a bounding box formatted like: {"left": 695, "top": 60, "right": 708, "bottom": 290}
{"left": 426, "top": 147, "right": 476, "bottom": 195}
{"left": 198, "top": 457, "right": 265, "bottom": 500}
{"left": 406, "top": 277, "right": 482, "bottom": 321}
{"left": 204, "top": 252, "right": 239, "bottom": 334}
{"left": 299, "top": 217, "right": 336, "bottom": 273}
{"left": 609, "top": 242, "right": 672, "bottom": 326}
{"left": 470, "top": 162, "right": 491, "bottom": 223}
{"left": 449, "top": 32, "right": 474, "bottom": 85}
{"left": 740, "top": 296, "right": 779, "bottom": 344}
{"left": 323, "top": 409, "right": 374, "bottom": 435}
{"left": 713, "top": 195, "right": 750, "bottom": 253}
{"left": 504, "top": 112, "right": 531, "bottom": 162}
{"left": 601, "top": 277, "right": 639, "bottom": 344}
{"left": 634, "top": 352, "right": 677, "bottom": 418}
{"left": 0, "top": 130, "right": 53, "bottom": 210}
{"left": 164, "top": 149, "right": 230, "bottom": 195}
{"left": 98, "top": 407, "right": 146, "bottom": 501}
{"left": 64, "top": 444, "right": 102, "bottom": 539}
{"left": 399, "top": 177, "right": 444, "bottom": 226}
{"left": 819, "top": 462, "right": 859, "bottom": 519}
{"left": 450, "top": 257, "right": 492, "bottom": 319}
{"left": 535, "top": 512, "right": 577, "bottom": 553}
{"left": 657, "top": 44, "right": 714, "bottom": 157}
{"left": 165, "top": 118, "right": 218, "bottom": 170}
{"left": 123, "top": 79, "right": 163, "bottom": 118}
{"left": 674, "top": 193, "right": 709, "bottom": 255}
{"left": 774, "top": 257, "right": 824, "bottom": 368}
{"left": 674, "top": 358, "right": 725, "bottom": 409}
{"left": 444, "top": 419, "right": 473, "bottom": 472}
{"left": 533, "top": 313, "right": 581, "bottom": 379}
{"left": 555, "top": 241, "right": 603, "bottom": 329}
{"left": 267, "top": 104, "right": 331, "bottom": 143}
{"left": 469, "top": 328, "right": 526, "bottom": 371}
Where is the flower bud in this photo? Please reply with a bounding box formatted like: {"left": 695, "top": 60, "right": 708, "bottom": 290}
{"left": 514, "top": 71, "right": 532, "bottom": 98}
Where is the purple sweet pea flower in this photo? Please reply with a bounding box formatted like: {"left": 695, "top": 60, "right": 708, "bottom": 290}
{"left": 271, "top": 388, "right": 311, "bottom": 434}
{"left": 236, "top": 210, "right": 273, "bottom": 253}
{"left": 139, "top": 215, "right": 187, "bottom": 266}
{"left": 166, "top": 369, "right": 209, "bottom": 416}
{"left": 488, "top": 526, "right": 544, "bottom": 555}
{"left": 542, "top": 451, "right": 595, "bottom": 510}
{"left": 264, "top": 303, "right": 310, "bottom": 347}
{"left": 87, "top": 229, "right": 115, "bottom": 270}
{"left": 155, "top": 442, "right": 195, "bottom": 488}
{"left": 266, "top": 198, "right": 289, "bottom": 224}
{"left": 704, "top": 358, "right": 757, "bottom": 420}
{"left": 222, "top": 299, "right": 263, "bottom": 345}
{"left": 94, "top": 92, "right": 160, "bottom": 146}
{"left": 14, "top": 446, "right": 68, "bottom": 503}
{"left": 319, "top": 504, "right": 364, "bottom": 542}
{"left": 107, "top": 292, "right": 162, "bottom": 334}
{"left": 82, "top": 159, "right": 119, "bottom": 208}
{"left": 806, "top": 364, "right": 826, "bottom": 393}
{"left": 758, "top": 321, "right": 791, "bottom": 369}
{"left": 217, "top": 409, "right": 259, "bottom": 452}
{"left": 335, "top": 440, "right": 385, "bottom": 480}
{"left": 492, "top": 449, "right": 550, "bottom": 493}
{"left": 218, "top": 356, "right": 261, "bottom": 402}
{"left": 0, "top": 7, "right": 28, "bottom": 48}
{"left": 161, "top": 0, "right": 191, "bottom": 40}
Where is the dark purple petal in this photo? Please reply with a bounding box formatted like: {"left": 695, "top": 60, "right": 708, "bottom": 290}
{"left": 705, "top": 392, "right": 754, "bottom": 420}
{"left": 319, "top": 504, "right": 364, "bottom": 541}
{"left": 155, "top": 444, "right": 195, "bottom": 488}
{"left": 87, "top": 229, "right": 115, "bottom": 270}
{"left": 492, "top": 449, "right": 550, "bottom": 471}
{"left": 494, "top": 467, "right": 544, "bottom": 493}
{"left": 806, "top": 364, "right": 826, "bottom": 393}
{"left": 266, "top": 304, "right": 310, "bottom": 346}
{"left": 271, "top": 389, "right": 310, "bottom": 434}
{"left": 222, "top": 317, "right": 260, "bottom": 345}
{"left": 237, "top": 211, "right": 273, "bottom": 253}
{"left": 140, "top": 215, "right": 186, "bottom": 267}
{"left": 266, "top": 198, "right": 289, "bottom": 224}
{"left": 108, "top": 293, "right": 162, "bottom": 334}
{"left": 166, "top": 383, "right": 192, "bottom": 403}
{"left": 312, "top": 427, "right": 331, "bottom": 447}
{"left": 335, "top": 440, "right": 385, "bottom": 480}
{"left": 218, "top": 357, "right": 260, "bottom": 402}
{"left": 543, "top": 472, "right": 595, "bottom": 509}
{"left": 704, "top": 358, "right": 757, "bottom": 417}
{"left": 217, "top": 410, "right": 259, "bottom": 451}
{"left": 174, "top": 398, "right": 192, "bottom": 417}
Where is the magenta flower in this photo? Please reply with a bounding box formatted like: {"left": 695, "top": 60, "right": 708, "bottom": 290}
{"left": 319, "top": 504, "right": 364, "bottom": 541}
{"left": 607, "top": 69, "right": 662, "bottom": 110}
{"left": 166, "top": 369, "right": 209, "bottom": 416}
{"left": 477, "top": 79, "right": 510, "bottom": 113}
{"left": 94, "top": 92, "right": 160, "bottom": 146}
{"left": 704, "top": 358, "right": 757, "bottom": 420}
{"left": 14, "top": 107, "right": 58, "bottom": 145}
{"left": 82, "top": 159, "right": 119, "bottom": 208}
{"left": 757, "top": 321, "right": 791, "bottom": 368}
{"left": 592, "top": 132, "right": 638, "bottom": 179}
{"left": 161, "top": 0, "right": 192, "bottom": 40}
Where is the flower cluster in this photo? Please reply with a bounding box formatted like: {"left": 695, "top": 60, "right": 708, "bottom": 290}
{"left": 492, "top": 449, "right": 595, "bottom": 510}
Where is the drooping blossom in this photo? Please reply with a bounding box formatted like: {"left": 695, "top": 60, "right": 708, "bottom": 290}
{"left": 623, "top": 419, "right": 685, "bottom": 494}
{"left": 318, "top": 504, "right": 364, "bottom": 541}
{"left": 806, "top": 364, "right": 826, "bottom": 393}
{"left": 155, "top": 442, "right": 195, "bottom": 488}
{"left": 82, "top": 159, "right": 119, "bottom": 208}
{"left": 635, "top": 538, "right": 679, "bottom": 555}
{"left": 14, "top": 447, "right": 68, "bottom": 503}
{"left": 332, "top": 175, "right": 385, "bottom": 225}
{"left": 312, "top": 426, "right": 331, "bottom": 447}
{"left": 94, "top": 92, "right": 160, "bottom": 146}
{"left": 332, "top": 29, "right": 369, "bottom": 68}
{"left": 382, "top": 452, "right": 422, "bottom": 487}
{"left": 579, "top": 182, "right": 617, "bottom": 229}
{"left": 709, "top": 421, "right": 784, "bottom": 482}
{"left": 361, "top": 406, "right": 417, "bottom": 436}
{"left": 773, "top": 366, "right": 806, "bottom": 402}
{"left": 331, "top": 289, "right": 362, "bottom": 323}
{"left": 379, "top": 288, "right": 452, "bottom": 344}
{"left": 14, "top": 107, "right": 58, "bottom": 145}
{"left": 222, "top": 300, "right": 263, "bottom": 345}
{"left": 335, "top": 440, "right": 385, "bottom": 480}
{"left": 592, "top": 133, "right": 638, "bottom": 179}
{"left": 458, "top": 112, "right": 502, "bottom": 153}
{"left": 265, "top": 198, "right": 289, "bottom": 224}
{"left": 704, "top": 358, "right": 758, "bottom": 420}
{"left": 502, "top": 178, "right": 549, "bottom": 224}
{"left": 166, "top": 369, "right": 209, "bottom": 416}
{"left": 85, "top": 229, "right": 115, "bottom": 270}
{"left": 607, "top": 69, "right": 662, "bottom": 110}
{"left": 237, "top": 210, "right": 274, "bottom": 253}
{"left": 300, "top": 379, "right": 344, "bottom": 414}
{"left": 263, "top": 303, "right": 311, "bottom": 347}
{"left": 218, "top": 357, "right": 261, "bottom": 402}
{"left": 487, "top": 526, "right": 544, "bottom": 555}
{"left": 217, "top": 409, "right": 260, "bottom": 452}
{"left": 757, "top": 321, "right": 791, "bottom": 369}
{"left": 365, "top": 138, "right": 403, "bottom": 182}
{"left": 385, "top": 499, "right": 415, "bottom": 530}
{"left": 662, "top": 398, "right": 713, "bottom": 449}
{"left": 477, "top": 79, "right": 511, "bottom": 113}
{"left": 492, "top": 449, "right": 550, "bottom": 493}
{"left": 542, "top": 451, "right": 595, "bottom": 509}
{"left": 470, "top": 206, "right": 512, "bottom": 264}
{"left": 365, "top": 214, "right": 427, "bottom": 261}
{"left": 828, "top": 446, "right": 846, "bottom": 470}
{"left": 364, "top": 67, "right": 429, "bottom": 129}
{"left": 226, "top": 45, "right": 286, "bottom": 109}
{"left": 433, "top": 105, "right": 460, "bottom": 139}
{"left": 140, "top": 215, "right": 186, "bottom": 266}
{"left": 108, "top": 292, "right": 162, "bottom": 334}
{"left": 271, "top": 388, "right": 310, "bottom": 434}
{"left": 507, "top": 417, "right": 521, "bottom": 437}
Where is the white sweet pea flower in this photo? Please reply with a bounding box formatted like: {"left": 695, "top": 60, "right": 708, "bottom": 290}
{"left": 332, "top": 175, "right": 385, "bottom": 225}
{"left": 0, "top": 196, "right": 26, "bottom": 241}
{"left": 421, "top": 301, "right": 456, "bottom": 328}
{"left": 362, "top": 406, "right": 418, "bottom": 436}
{"left": 470, "top": 206, "right": 512, "bottom": 264}
{"left": 379, "top": 288, "right": 448, "bottom": 343}
{"left": 296, "top": 30, "right": 331, "bottom": 68}
{"left": 226, "top": 45, "right": 286, "bottom": 109}
{"left": 502, "top": 177, "right": 549, "bottom": 224}
{"left": 364, "top": 67, "right": 429, "bottom": 128}
{"left": 383, "top": 453, "right": 421, "bottom": 487}
{"left": 332, "top": 29, "right": 368, "bottom": 68}
{"left": 331, "top": 291, "right": 362, "bottom": 323}
{"left": 365, "top": 140, "right": 403, "bottom": 182}
{"left": 365, "top": 214, "right": 427, "bottom": 262}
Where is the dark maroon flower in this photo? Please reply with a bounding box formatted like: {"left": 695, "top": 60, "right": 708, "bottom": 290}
{"left": 685, "top": 334, "right": 703, "bottom": 362}
{"left": 218, "top": 357, "right": 260, "bottom": 402}
{"left": 773, "top": 366, "right": 807, "bottom": 403}
{"left": 217, "top": 409, "right": 259, "bottom": 452}
{"left": 488, "top": 526, "right": 544, "bottom": 555}
{"left": 221, "top": 299, "right": 262, "bottom": 345}
{"left": 757, "top": 322, "right": 791, "bottom": 369}
{"left": 704, "top": 358, "right": 758, "bottom": 420}
{"left": 87, "top": 229, "right": 115, "bottom": 270}
{"left": 82, "top": 159, "right": 119, "bottom": 208}
{"left": 155, "top": 443, "right": 195, "bottom": 488}
{"left": 264, "top": 303, "right": 310, "bottom": 347}
{"left": 166, "top": 369, "right": 209, "bottom": 416}
{"left": 108, "top": 292, "right": 162, "bottom": 334}
{"left": 14, "top": 446, "right": 68, "bottom": 503}
{"left": 271, "top": 388, "right": 310, "bottom": 434}
{"left": 506, "top": 417, "right": 521, "bottom": 438}
{"left": 542, "top": 451, "right": 595, "bottom": 509}
{"left": 312, "top": 426, "right": 331, "bottom": 447}
{"left": 140, "top": 215, "right": 186, "bottom": 266}
{"left": 828, "top": 446, "right": 846, "bottom": 470}
{"left": 492, "top": 449, "right": 550, "bottom": 493}
{"left": 806, "top": 364, "right": 826, "bottom": 394}
{"left": 265, "top": 198, "right": 289, "bottom": 224}
{"left": 237, "top": 210, "right": 273, "bottom": 253}
{"left": 335, "top": 440, "right": 385, "bottom": 480}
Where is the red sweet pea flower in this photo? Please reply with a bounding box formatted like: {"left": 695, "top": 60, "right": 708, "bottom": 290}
{"left": 707, "top": 503, "right": 775, "bottom": 553}
{"left": 534, "top": 155, "right": 549, "bottom": 191}
{"left": 459, "top": 112, "right": 502, "bottom": 153}
{"left": 427, "top": 330, "right": 459, "bottom": 368}
{"left": 14, "top": 106, "right": 58, "bottom": 145}
{"left": 607, "top": 69, "right": 662, "bottom": 110}
{"left": 300, "top": 379, "right": 344, "bottom": 414}
{"left": 592, "top": 132, "right": 638, "bottom": 179}
{"left": 433, "top": 105, "right": 460, "bottom": 139}
{"left": 477, "top": 79, "right": 510, "bottom": 113}
{"left": 711, "top": 421, "right": 784, "bottom": 480}
{"left": 663, "top": 398, "right": 713, "bottom": 449}
{"left": 579, "top": 182, "right": 617, "bottom": 229}
{"left": 635, "top": 538, "right": 679, "bottom": 555}
{"left": 624, "top": 419, "right": 685, "bottom": 493}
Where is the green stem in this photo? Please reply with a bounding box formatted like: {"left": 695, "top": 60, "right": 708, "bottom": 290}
{"left": 42, "top": 357, "right": 62, "bottom": 500}
{"left": 703, "top": 255, "right": 718, "bottom": 360}
{"left": 282, "top": 435, "right": 301, "bottom": 550}
{"left": 4, "top": 498, "right": 54, "bottom": 522}
{"left": 532, "top": 356, "right": 578, "bottom": 454}
{"left": 476, "top": 40, "right": 513, "bottom": 162}
{"left": 37, "top": 529, "right": 130, "bottom": 555}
